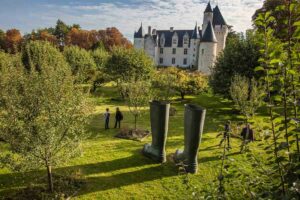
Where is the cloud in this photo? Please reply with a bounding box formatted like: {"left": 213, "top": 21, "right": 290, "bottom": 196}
{"left": 0, "top": 0, "right": 263, "bottom": 40}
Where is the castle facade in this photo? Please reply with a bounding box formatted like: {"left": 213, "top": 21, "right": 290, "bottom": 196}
{"left": 133, "top": 2, "right": 228, "bottom": 74}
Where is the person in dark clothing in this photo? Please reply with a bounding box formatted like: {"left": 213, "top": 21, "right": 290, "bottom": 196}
{"left": 240, "top": 124, "right": 254, "bottom": 142}
{"left": 219, "top": 120, "right": 231, "bottom": 149}
{"left": 114, "top": 107, "right": 123, "bottom": 129}
{"left": 104, "top": 108, "right": 110, "bottom": 130}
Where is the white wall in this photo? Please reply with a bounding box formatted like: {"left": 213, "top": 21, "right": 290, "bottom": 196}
{"left": 214, "top": 25, "right": 228, "bottom": 56}
{"left": 157, "top": 47, "right": 191, "bottom": 67}
{"left": 202, "top": 12, "right": 213, "bottom": 33}
{"left": 134, "top": 38, "right": 144, "bottom": 50}
{"left": 198, "top": 42, "right": 217, "bottom": 74}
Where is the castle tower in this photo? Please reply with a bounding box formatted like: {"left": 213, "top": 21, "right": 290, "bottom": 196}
{"left": 190, "top": 22, "right": 201, "bottom": 68}
{"left": 202, "top": 2, "right": 213, "bottom": 33}
{"left": 198, "top": 21, "right": 217, "bottom": 74}
{"left": 134, "top": 23, "right": 145, "bottom": 49}
{"left": 213, "top": 6, "right": 228, "bottom": 55}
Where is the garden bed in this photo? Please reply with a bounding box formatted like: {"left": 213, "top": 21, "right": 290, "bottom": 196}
{"left": 115, "top": 128, "right": 150, "bottom": 141}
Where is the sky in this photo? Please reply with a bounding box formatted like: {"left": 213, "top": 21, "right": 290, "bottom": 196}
{"left": 0, "top": 0, "right": 264, "bottom": 40}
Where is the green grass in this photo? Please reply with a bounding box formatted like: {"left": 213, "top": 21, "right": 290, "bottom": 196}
{"left": 0, "top": 85, "right": 277, "bottom": 199}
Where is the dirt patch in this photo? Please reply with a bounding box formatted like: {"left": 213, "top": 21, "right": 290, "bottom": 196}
{"left": 115, "top": 127, "right": 150, "bottom": 141}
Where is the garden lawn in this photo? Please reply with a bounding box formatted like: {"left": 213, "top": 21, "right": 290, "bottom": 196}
{"left": 0, "top": 85, "right": 275, "bottom": 199}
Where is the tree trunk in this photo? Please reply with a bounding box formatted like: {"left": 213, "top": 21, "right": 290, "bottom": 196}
{"left": 46, "top": 164, "right": 54, "bottom": 192}
{"left": 134, "top": 115, "right": 137, "bottom": 130}
{"left": 180, "top": 92, "right": 185, "bottom": 100}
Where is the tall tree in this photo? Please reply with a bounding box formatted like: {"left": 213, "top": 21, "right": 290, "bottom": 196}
{"left": 210, "top": 30, "right": 260, "bottom": 96}
{"left": 0, "top": 41, "right": 91, "bottom": 192}
{"left": 54, "top": 19, "right": 70, "bottom": 47}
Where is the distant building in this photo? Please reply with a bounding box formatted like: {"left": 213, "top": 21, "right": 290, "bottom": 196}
{"left": 133, "top": 2, "right": 228, "bottom": 75}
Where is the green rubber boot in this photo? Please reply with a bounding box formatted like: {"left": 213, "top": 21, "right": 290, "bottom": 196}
{"left": 142, "top": 101, "right": 170, "bottom": 163}
{"left": 174, "top": 104, "right": 206, "bottom": 173}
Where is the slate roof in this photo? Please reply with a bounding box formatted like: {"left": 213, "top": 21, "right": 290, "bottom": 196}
{"left": 191, "top": 23, "right": 199, "bottom": 39}
{"left": 204, "top": 2, "right": 213, "bottom": 13}
{"left": 213, "top": 6, "right": 227, "bottom": 26}
{"left": 156, "top": 29, "right": 199, "bottom": 47}
{"left": 201, "top": 21, "right": 217, "bottom": 43}
{"left": 134, "top": 24, "right": 145, "bottom": 38}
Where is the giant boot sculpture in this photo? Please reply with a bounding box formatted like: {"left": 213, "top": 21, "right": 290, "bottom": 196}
{"left": 142, "top": 101, "right": 170, "bottom": 163}
{"left": 174, "top": 104, "right": 206, "bottom": 174}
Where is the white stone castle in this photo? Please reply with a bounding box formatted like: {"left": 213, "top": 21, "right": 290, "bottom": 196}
{"left": 133, "top": 2, "right": 228, "bottom": 74}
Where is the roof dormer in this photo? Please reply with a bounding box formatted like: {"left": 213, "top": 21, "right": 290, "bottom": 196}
{"left": 160, "top": 33, "right": 165, "bottom": 47}
{"left": 172, "top": 32, "right": 178, "bottom": 47}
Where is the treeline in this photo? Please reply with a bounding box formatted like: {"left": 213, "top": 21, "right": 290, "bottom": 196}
{"left": 0, "top": 19, "right": 132, "bottom": 54}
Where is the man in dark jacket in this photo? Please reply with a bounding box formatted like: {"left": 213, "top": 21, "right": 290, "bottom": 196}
{"left": 114, "top": 107, "right": 123, "bottom": 129}
{"left": 241, "top": 124, "right": 254, "bottom": 142}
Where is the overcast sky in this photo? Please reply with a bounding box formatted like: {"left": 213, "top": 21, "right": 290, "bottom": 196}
{"left": 0, "top": 0, "right": 263, "bottom": 40}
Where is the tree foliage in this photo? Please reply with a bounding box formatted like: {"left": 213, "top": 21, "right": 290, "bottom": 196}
{"left": 63, "top": 46, "right": 96, "bottom": 84}
{"left": 210, "top": 31, "right": 260, "bottom": 96}
{"left": 0, "top": 41, "right": 91, "bottom": 192}
{"left": 107, "top": 47, "right": 154, "bottom": 83}
{"left": 121, "top": 80, "right": 152, "bottom": 130}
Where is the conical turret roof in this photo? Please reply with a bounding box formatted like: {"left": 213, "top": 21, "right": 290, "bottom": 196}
{"left": 213, "top": 6, "right": 227, "bottom": 26}
{"left": 204, "top": 2, "right": 213, "bottom": 13}
{"left": 201, "top": 21, "right": 217, "bottom": 43}
{"left": 191, "top": 23, "right": 199, "bottom": 39}
{"left": 134, "top": 23, "right": 145, "bottom": 38}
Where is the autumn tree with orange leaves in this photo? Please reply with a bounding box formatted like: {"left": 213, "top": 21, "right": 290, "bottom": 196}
{"left": 4, "top": 29, "right": 22, "bottom": 53}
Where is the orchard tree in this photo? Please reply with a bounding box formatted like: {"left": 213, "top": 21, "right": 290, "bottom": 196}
{"left": 107, "top": 47, "right": 154, "bottom": 95}
{"left": 174, "top": 69, "right": 208, "bottom": 100}
{"left": 152, "top": 67, "right": 177, "bottom": 102}
{"left": 0, "top": 41, "right": 91, "bottom": 192}
{"left": 91, "top": 48, "right": 110, "bottom": 92}
{"left": 64, "top": 46, "right": 96, "bottom": 84}
{"left": 121, "top": 80, "right": 152, "bottom": 130}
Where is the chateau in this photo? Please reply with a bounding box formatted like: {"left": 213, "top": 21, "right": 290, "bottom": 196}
{"left": 133, "top": 2, "right": 228, "bottom": 74}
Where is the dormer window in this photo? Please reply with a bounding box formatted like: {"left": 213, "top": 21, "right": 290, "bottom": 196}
{"left": 183, "top": 34, "right": 189, "bottom": 45}
{"left": 173, "top": 38, "right": 177, "bottom": 44}
{"left": 172, "top": 32, "right": 178, "bottom": 46}
{"left": 160, "top": 34, "right": 165, "bottom": 47}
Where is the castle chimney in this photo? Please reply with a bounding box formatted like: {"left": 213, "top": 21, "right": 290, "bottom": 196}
{"left": 170, "top": 27, "right": 174, "bottom": 32}
{"left": 148, "top": 26, "right": 152, "bottom": 35}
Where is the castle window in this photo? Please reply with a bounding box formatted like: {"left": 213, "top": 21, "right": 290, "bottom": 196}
{"left": 183, "top": 58, "right": 187, "bottom": 65}
{"left": 160, "top": 58, "right": 163, "bottom": 64}
{"left": 184, "top": 49, "right": 188, "bottom": 55}
{"left": 160, "top": 48, "right": 164, "bottom": 54}
{"left": 172, "top": 58, "right": 176, "bottom": 64}
{"left": 172, "top": 48, "right": 176, "bottom": 54}
{"left": 202, "top": 49, "right": 204, "bottom": 55}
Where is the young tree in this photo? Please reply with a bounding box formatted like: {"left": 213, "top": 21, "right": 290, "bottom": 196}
{"left": 229, "top": 75, "right": 265, "bottom": 151}
{"left": 121, "top": 80, "right": 152, "bottom": 130}
{"left": 0, "top": 41, "right": 91, "bottom": 192}
{"left": 174, "top": 69, "right": 208, "bottom": 100}
{"left": 230, "top": 75, "right": 264, "bottom": 122}
{"left": 152, "top": 67, "right": 177, "bottom": 102}
{"left": 64, "top": 46, "right": 96, "bottom": 84}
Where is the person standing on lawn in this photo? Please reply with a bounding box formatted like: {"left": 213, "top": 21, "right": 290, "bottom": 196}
{"left": 114, "top": 107, "right": 123, "bottom": 129}
{"left": 104, "top": 108, "right": 110, "bottom": 130}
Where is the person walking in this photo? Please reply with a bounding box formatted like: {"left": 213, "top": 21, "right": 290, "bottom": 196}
{"left": 219, "top": 120, "right": 231, "bottom": 149}
{"left": 114, "top": 107, "right": 123, "bottom": 129}
{"left": 104, "top": 108, "right": 110, "bottom": 130}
